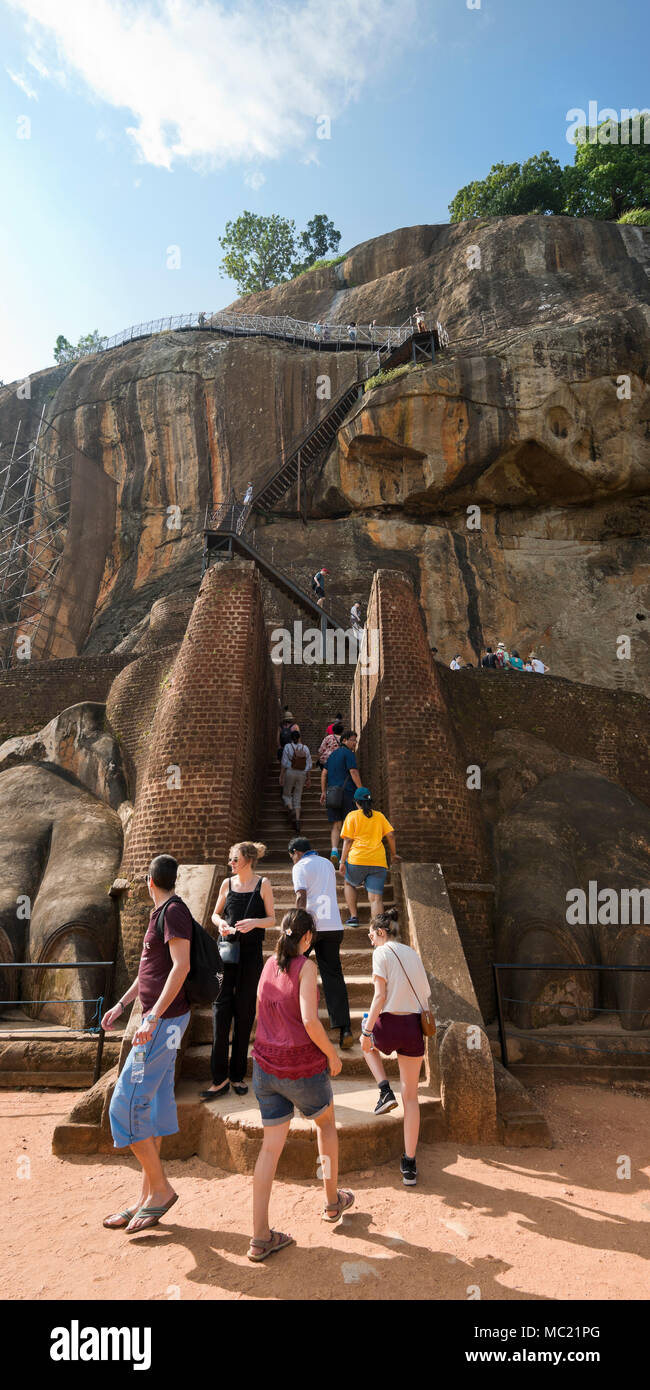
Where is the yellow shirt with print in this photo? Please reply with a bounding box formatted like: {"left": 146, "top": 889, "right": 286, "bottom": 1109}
{"left": 341, "top": 809, "right": 394, "bottom": 867}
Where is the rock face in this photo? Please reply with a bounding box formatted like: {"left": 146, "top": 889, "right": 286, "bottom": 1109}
{"left": 482, "top": 732, "right": 650, "bottom": 1030}
{"left": 0, "top": 763, "right": 123, "bottom": 1027}
{"left": 0, "top": 215, "right": 647, "bottom": 689}
{"left": 0, "top": 702, "right": 129, "bottom": 812}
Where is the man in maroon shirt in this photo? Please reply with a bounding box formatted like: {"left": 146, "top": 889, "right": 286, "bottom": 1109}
{"left": 102, "top": 855, "right": 192, "bottom": 1232}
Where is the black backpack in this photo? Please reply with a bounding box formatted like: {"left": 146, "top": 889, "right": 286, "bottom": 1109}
{"left": 155, "top": 895, "right": 222, "bottom": 1005}
{"left": 482, "top": 652, "right": 496, "bottom": 668}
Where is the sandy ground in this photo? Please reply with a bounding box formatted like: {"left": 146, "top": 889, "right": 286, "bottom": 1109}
{"left": 1, "top": 1083, "right": 648, "bottom": 1302}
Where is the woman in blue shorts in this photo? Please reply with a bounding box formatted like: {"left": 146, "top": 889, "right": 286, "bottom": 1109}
{"left": 338, "top": 786, "right": 400, "bottom": 926}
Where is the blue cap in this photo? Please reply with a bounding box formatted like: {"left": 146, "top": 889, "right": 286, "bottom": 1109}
{"left": 353, "top": 786, "right": 372, "bottom": 801}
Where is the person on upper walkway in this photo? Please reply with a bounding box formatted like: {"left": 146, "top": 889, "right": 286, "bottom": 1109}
{"left": 481, "top": 646, "right": 496, "bottom": 668}
{"left": 449, "top": 654, "right": 462, "bottom": 670}
{"left": 321, "top": 730, "right": 361, "bottom": 867}
{"left": 311, "top": 566, "right": 330, "bottom": 608}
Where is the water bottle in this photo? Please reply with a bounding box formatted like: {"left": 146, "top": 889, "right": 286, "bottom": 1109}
{"left": 131, "top": 1044, "right": 146, "bottom": 1084}
{"left": 362, "top": 1012, "right": 373, "bottom": 1049}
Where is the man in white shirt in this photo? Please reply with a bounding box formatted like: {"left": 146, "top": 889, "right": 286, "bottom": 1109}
{"left": 529, "top": 652, "right": 549, "bottom": 673}
{"left": 289, "top": 837, "right": 353, "bottom": 1049}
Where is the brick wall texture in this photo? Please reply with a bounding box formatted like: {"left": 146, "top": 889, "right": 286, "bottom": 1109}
{"left": 438, "top": 666, "right": 650, "bottom": 810}
{"left": 106, "top": 643, "right": 182, "bottom": 802}
{"left": 0, "top": 653, "right": 134, "bottom": 743}
{"left": 119, "top": 559, "right": 276, "bottom": 977}
{"left": 352, "top": 569, "right": 496, "bottom": 1018}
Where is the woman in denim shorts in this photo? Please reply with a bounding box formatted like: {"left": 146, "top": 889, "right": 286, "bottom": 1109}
{"left": 248, "top": 908, "right": 355, "bottom": 1261}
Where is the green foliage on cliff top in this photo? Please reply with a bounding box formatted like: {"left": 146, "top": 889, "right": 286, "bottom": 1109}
{"left": 219, "top": 211, "right": 341, "bottom": 293}
{"left": 363, "top": 362, "right": 424, "bottom": 392}
{"left": 450, "top": 125, "right": 650, "bottom": 222}
{"left": 617, "top": 207, "right": 650, "bottom": 225}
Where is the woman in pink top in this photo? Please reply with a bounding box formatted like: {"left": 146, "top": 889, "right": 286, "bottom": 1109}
{"left": 248, "top": 908, "right": 354, "bottom": 1260}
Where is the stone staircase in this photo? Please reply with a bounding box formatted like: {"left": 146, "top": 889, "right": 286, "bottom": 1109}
{"left": 174, "top": 763, "right": 443, "bottom": 1173}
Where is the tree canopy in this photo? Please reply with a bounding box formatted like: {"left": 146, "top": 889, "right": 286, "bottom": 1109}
{"left": 53, "top": 330, "right": 106, "bottom": 364}
{"left": 449, "top": 127, "right": 650, "bottom": 223}
{"left": 219, "top": 211, "right": 342, "bottom": 294}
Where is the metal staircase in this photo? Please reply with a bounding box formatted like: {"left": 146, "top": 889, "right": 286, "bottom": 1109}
{"left": 251, "top": 379, "right": 362, "bottom": 514}
{"left": 201, "top": 526, "right": 351, "bottom": 632}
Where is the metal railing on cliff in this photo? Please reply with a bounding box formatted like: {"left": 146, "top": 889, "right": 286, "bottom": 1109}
{"left": 63, "top": 310, "right": 414, "bottom": 362}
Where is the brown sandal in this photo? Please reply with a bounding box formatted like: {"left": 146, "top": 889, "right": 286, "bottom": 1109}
{"left": 247, "top": 1229, "right": 295, "bottom": 1262}
{"left": 322, "top": 1189, "right": 355, "bottom": 1223}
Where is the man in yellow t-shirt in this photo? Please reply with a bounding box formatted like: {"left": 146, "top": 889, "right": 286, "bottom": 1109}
{"left": 339, "top": 787, "right": 400, "bottom": 926}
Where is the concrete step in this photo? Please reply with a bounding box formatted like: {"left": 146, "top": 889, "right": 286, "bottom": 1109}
{"left": 189, "top": 1002, "right": 373, "bottom": 1048}
{"left": 159, "top": 1078, "right": 443, "bottom": 1175}
{"left": 181, "top": 1041, "right": 400, "bottom": 1082}
{"left": 264, "top": 924, "right": 376, "bottom": 946}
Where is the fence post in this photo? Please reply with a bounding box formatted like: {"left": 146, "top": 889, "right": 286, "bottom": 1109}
{"left": 492, "top": 963, "right": 509, "bottom": 1070}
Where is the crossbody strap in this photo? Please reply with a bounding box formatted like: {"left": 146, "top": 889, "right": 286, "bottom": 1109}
{"left": 386, "top": 944, "right": 425, "bottom": 1011}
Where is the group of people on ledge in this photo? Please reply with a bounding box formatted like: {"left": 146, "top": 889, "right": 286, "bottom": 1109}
{"left": 447, "top": 642, "right": 549, "bottom": 673}
{"left": 101, "top": 825, "right": 431, "bottom": 1259}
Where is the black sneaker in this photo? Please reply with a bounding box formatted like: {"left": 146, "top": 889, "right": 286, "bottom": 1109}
{"left": 400, "top": 1154, "right": 417, "bottom": 1185}
{"left": 345, "top": 916, "right": 359, "bottom": 927}
{"left": 339, "top": 1027, "right": 354, "bottom": 1050}
{"left": 374, "top": 1087, "right": 398, "bottom": 1115}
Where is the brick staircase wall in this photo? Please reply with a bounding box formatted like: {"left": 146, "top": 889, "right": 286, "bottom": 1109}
{"left": 117, "top": 559, "right": 276, "bottom": 981}
{"left": 0, "top": 653, "right": 134, "bottom": 742}
{"left": 351, "top": 568, "right": 496, "bottom": 1019}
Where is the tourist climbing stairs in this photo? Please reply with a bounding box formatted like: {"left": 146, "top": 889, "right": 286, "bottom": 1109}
{"left": 178, "top": 763, "right": 442, "bottom": 1173}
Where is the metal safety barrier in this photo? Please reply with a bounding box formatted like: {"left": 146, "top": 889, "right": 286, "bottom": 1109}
{"left": 0, "top": 959, "right": 116, "bottom": 1085}
{"left": 492, "top": 962, "right": 650, "bottom": 1070}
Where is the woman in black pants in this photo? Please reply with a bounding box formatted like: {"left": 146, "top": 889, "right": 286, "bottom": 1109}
{"left": 200, "top": 841, "right": 275, "bottom": 1100}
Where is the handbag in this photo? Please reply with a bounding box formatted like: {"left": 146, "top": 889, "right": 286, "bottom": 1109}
{"left": 325, "top": 783, "right": 344, "bottom": 811}
{"left": 387, "top": 945, "right": 436, "bottom": 1037}
{"left": 217, "top": 878, "right": 261, "bottom": 967}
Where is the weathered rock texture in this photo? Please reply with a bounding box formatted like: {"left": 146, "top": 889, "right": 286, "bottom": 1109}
{"left": 0, "top": 763, "right": 122, "bottom": 1027}
{"left": 0, "top": 216, "right": 647, "bottom": 689}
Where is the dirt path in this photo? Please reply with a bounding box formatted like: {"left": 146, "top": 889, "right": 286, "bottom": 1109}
{"left": 1, "top": 1083, "right": 648, "bottom": 1301}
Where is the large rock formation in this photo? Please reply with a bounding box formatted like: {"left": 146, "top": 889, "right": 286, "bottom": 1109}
{"left": 0, "top": 215, "right": 647, "bottom": 688}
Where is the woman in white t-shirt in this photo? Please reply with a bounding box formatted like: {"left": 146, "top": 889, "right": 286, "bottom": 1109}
{"left": 360, "top": 908, "right": 432, "bottom": 1186}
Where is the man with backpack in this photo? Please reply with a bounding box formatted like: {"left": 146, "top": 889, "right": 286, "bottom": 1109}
{"left": 481, "top": 646, "right": 496, "bottom": 668}
{"left": 495, "top": 642, "right": 510, "bottom": 669}
{"left": 101, "top": 854, "right": 197, "bottom": 1233}
{"left": 280, "top": 729, "right": 312, "bottom": 831}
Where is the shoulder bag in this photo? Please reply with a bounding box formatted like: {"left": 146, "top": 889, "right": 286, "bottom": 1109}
{"left": 387, "top": 945, "right": 436, "bottom": 1037}
{"left": 218, "top": 877, "right": 262, "bottom": 967}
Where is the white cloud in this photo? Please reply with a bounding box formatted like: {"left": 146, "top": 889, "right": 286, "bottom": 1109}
{"left": 6, "top": 68, "right": 38, "bottom": 100}
{"left": 244, "top": 170, "right": 266, "bottom": 191}
{"left": 6, "top": 0, "right": 418, "bottom": 170}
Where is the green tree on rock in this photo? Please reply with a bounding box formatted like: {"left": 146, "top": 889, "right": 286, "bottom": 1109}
{"left": 449, "top": 128, "right": 650, "bottom": 222}
{"left": 449, "top": 153, "right": 566, "bottom": 220}
{"left": 294, "top": 214, "right": 341, "bottom": 271}
{"left": 219, "top": 211, "right": 298, "bottom": 294}
{"left": 53, "top": 330, "right": 106, "bottom": 364}
{"left": 564, "top": 124, "right": 650, "bottom": 219}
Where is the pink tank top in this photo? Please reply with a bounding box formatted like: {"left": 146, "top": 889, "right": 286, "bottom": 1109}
{"left": 253, "top": 955, "right": 327, "bottom": 1079}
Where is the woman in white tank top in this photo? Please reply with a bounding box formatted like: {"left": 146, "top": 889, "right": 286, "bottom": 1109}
{"left": 360, "top": 908, "right": 432, "bottom": 1186}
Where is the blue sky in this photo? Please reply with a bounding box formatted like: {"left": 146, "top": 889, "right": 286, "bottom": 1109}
{"left": 0, "top": 0, "right": 648, "bottom": 384}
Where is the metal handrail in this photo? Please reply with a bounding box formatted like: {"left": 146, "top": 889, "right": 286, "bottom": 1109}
{"left": 1, "top": 958, "right": 116, "bottom": 1084}
{"left": 63, "top": 310, "right": 414, "bottom": 362}
{"left": 492, "top": 961, "right": 650, "bottom": 1070}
